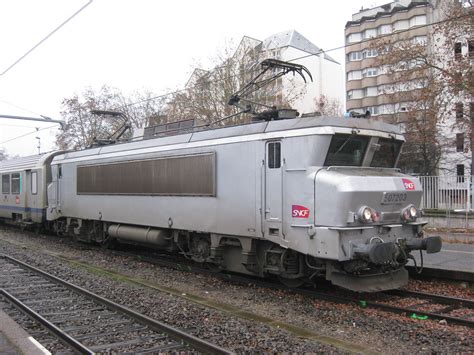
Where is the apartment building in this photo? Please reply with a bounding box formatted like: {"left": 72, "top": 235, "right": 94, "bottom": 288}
{"left": 345, "top": 0, "right": 431, "bottom": 120}
{"left": 345, "top": 0, "right": 472, "bottom": 176}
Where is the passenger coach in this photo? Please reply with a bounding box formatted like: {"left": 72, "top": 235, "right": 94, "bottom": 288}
{"left": 0, "top": 152, "right": 62, "bottom": 224}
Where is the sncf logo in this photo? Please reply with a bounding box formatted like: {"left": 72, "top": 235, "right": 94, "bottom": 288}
{"left": 402, "top": 178, "right": 415, "bottom": 191}
{"left": 292, "top": 205, "right": 310, "bottom": 218}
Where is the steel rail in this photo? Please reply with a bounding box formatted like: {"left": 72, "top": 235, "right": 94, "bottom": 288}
{"left": 111, "top": 249, "right": 474, "bottom": 328}
{"left": 94, "top": 251, "right": 474, "bottom": 328}
{"left": 0, "top": 289, "right": 93, "bottom": 354}
{"left": 386, "top": 289, "right": 474, "bottom": 308}
{"left": 0, "top": 254, "right": 233, "bottom": 355}
{"left": 100, "top": 246, "right": 474, "bottom": 328}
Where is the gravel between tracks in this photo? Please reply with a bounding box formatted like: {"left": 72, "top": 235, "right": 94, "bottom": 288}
{"left": 0, "top": 226, "right": 473, "bottom": 354}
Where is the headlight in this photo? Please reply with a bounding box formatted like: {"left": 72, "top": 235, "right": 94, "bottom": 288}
{"left": 401, "top": 204, "right": 417, "bottom": 222}
{"left": 359, "top": 206, "right": 375, "bottom": 223}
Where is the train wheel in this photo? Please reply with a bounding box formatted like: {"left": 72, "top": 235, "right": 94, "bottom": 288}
{"left": 278, "top": 275, "right": 305, "bottom": 288}
{"left": 100, "top": 237, "right": 118, "bottom": 249}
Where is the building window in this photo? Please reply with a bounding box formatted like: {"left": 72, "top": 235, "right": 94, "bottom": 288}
{"left": 454, "top": 42, "right": 462, "bottom": 60}
{"left": 469, "top": 40, "right": 474, "bottom": 57}
{"left": 456, "top": 133, "right": 464, "bottom": 152}
{"left": 455, "top": 102, "right": 464, "bottom": 122}
{"left": 348, "top": 51, "right": 362, "bottom": 61}
{"left": 2, "top": 175, "right": 9, "bottom": 194}
{"left": 362, "top": 68, "right": 378, "bottom": 77}
{"left": 363, "top": 48, "right": 378, "bottom": 58}
{"left": 11, "top": 173, "right": 20, "bottom": 194}
{"left": 347, "top": 70, "right": 362, "bottom": 81}
{"left": 410, "top": 15, "right": 427, "bottom": 27}
{"left": 378, "top": 24, "right": 392, "bottom": 35}
{"left": 347, "top": 32, "right": 362, "bottom": 44}
{"left": 363, "top": 28, "right": 377, "bottom": 39}
{"left": 268, "top": 142, "right": 281, "bottom": 169}
{"left": 366, "top": 106, "right": 379, "bottom": 115}
{"left": 413, "top": 36, "right": 428, "bottom": 45}
{"left": 456, "top": 164, "right": 464, "bottom": 180}
{"left": 364, "top": 86, "right": 378, "bottom": 97}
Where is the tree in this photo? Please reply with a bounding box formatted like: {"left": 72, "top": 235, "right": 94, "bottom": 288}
{"left": 56, "top": 86, "right": 166, "bottom": 150}
{"left": 165, "top": 37, "right": 307, "bottom": 127}
{"left": 0, "top": 149, "right": 7, "bottom": 161}
{"left": 370, "top": 1, "right": 473, "bottom": 175}
{"left": 313, "top": 95, "right": 343, "bottom": 116}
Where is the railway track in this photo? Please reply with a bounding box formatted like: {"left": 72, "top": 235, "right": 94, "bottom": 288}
{"left": 0, "top": 254, "right": 232, "bottom": 354}
{"left": 101, "top": 247, "right": 474, "bottom": 329}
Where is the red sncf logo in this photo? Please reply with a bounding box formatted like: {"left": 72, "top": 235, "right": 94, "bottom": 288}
{"left": 402, "top": 178, "right": 415, "bottom": 190}
{"left": 292, "top": 205, "right": 310, "bottom": 218}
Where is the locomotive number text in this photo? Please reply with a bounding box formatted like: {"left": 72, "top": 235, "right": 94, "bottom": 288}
{"left": 381, "top": 192, "right": 407, "bottom": 205}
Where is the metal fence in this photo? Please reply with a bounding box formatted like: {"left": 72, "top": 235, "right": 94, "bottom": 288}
{"left": 419, "top": 175, "right": 473, "bottom": 212}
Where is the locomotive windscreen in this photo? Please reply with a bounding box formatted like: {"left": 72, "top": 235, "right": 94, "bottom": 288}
{"left": 76, "top": 152, "right": 216, "bottom": 196}
{"left": 370, "top": 138, "right": 402, "bottom": 168}
{"left": 324, "top": 134, "right": 369, "bottom": 167}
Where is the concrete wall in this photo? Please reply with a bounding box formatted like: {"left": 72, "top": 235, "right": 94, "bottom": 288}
{"left": 423, "top": 213, "right": 474, "bottom": 229}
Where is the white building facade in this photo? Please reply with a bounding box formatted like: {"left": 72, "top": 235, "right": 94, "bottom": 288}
{"left": 259, "top": 30, "right": 343, "bottom": 115}
{"left": 185, "top": 30, "right": 344, "bottom": 118}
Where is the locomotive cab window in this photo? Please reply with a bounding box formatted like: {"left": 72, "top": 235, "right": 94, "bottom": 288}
{"left": 11, "top": 173, "right": 20, "bottom": 194}
{"left": 268, "top": 142, "right": 281, "bottom": 169}
{"left": 324, "top": 134, "right": 369, "bottom": 167}
{"left": 2, "top": 174, "right": 9, "bottom": 194}
{"left": 370, "top": 138, "right": 402, "bottom": 168}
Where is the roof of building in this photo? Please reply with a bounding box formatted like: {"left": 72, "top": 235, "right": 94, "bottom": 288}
{"left": 262, "top": 30, "right": 339, "bottom": 64}
{"left": 346, "top": 0, "right": 429, "bottom": 27}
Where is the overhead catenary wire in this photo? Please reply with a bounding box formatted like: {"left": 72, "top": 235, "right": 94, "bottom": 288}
{"left": 0, "top": 125, "right": 57, "bottom": 145}
{"left": 0, "top": 0, "right": 93, "bottom": 77}
{"left": 1, "top": 9, "right": 471, "bottom": 146}
{"left": 0, "top": 98, "right": 42, "bottom": 117}
{"left": 121, "top": 11, "right": 472, "bottom": 109}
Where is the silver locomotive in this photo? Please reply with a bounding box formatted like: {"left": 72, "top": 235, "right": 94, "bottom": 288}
{"left": 0, "top": 60, "right": 441, "bottom": 292}
{"left": 0, "top": 115, "right": 441, "bottom": 292}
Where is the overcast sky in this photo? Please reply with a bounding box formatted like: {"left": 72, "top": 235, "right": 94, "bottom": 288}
{"left": 0, "top": 0, "right": 388, "bottom": 157}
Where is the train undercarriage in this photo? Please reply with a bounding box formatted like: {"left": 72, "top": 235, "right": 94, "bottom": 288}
{"left": 47, "top": 217, "right": 441, "bottom": 292}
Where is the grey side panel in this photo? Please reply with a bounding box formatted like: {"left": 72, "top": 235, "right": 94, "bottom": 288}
{"left": 77, "top": 153, "right": 216, "bottom": 196}
{"left": 57, "top": 142, "right": 257, "bottom": 238}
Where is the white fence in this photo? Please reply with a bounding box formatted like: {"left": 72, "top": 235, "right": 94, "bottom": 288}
{"left": 419, "top": 175, "right": 472, "bottom": 212}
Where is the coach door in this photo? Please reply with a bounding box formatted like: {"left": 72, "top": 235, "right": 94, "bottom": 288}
{"left": 264, "top": 141, "right": 283, "bottom": 239}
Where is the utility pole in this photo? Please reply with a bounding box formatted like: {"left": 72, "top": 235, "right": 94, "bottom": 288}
{"left": 35, "top": 128, "right": 41, "bottom": 154}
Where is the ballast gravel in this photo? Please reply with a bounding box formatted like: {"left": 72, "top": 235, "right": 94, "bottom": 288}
{"left": 0, "top": 226, "right": 472, "bottom": 354}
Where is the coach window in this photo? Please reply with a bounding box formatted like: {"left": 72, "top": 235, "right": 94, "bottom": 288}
{"left": 2, "top": 174, "right": 9, "bottom": 194}
{"left": 11, "top": 173, "right": 20, "bottom": 194}
{"left": 268, "top": 142, "right": 281, "bottom": 169}
{"left": 31, "top": 171, "right": 38, "bottom": 195}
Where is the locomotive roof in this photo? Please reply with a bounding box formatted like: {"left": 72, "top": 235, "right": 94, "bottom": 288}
{"left": 53, "top": 116, "right": 404, "bottom": 163}
{"left": 0, "top": 151, "right": 63, "bottom": 173}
